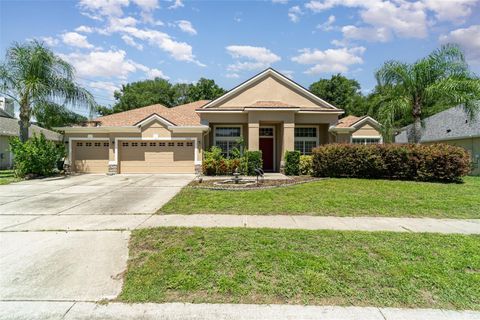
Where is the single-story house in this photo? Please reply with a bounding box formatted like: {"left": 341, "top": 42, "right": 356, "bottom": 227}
{"left": 395, "top": 105, "right": 480, "bottom": 175}
{"left": 0, "top": 100, "right": 63, "bottom": 169}
{"left": 57, "top": 68, "right": 383, "bottom": 174}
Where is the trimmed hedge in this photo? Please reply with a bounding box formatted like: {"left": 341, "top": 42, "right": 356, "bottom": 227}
{"left": 299, "top": 155, "right": 313, "bottom": 175}
{"left": 284, "top": 151, "right": 300, "bottom": 176}
{"left": 312, "top": 143, "right": 471, "bottom": 182}
{"left": 202, "top": 147, "right": 262, "bottom": 176}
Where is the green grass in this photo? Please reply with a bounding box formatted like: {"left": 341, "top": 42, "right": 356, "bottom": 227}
{"left": 160, "top": 177, "right": 480, "bottom": 218}
{"left": 120, "top": 227, "right": 480, "bottom": 309}
{"left": 0, "top": 170, "right": 19, "bottom": 185}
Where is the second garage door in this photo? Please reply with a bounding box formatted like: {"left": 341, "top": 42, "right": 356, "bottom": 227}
{"left": 119, "top": 140, "right": 195, "bottom": 173}
{"left": 73, "top": 140, "right": 109, "bottom": 173}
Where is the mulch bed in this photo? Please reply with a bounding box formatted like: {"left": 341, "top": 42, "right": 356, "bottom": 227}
{"left": 189, "top": 175, "right": 321, "bottom": 190}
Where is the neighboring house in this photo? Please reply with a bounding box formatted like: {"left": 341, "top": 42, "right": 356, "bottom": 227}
{"left": 333, "top": 115, "right": 383, "bottom": 144}
{"left": 57, "top": 68, "right": 382, "bottom": 174}
{"left": 0, "top": 98, "right": 63, "bottom": 169}
{"left": 395, "top": 105, "right": 480, "bottom": 175}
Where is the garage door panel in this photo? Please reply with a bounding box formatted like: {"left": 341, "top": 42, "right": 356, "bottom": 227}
{"left": 119, "top": 140, "right": 195, "bottom": 174}
{"left": 73, "top": 141, "right": 109, "bottom": 173}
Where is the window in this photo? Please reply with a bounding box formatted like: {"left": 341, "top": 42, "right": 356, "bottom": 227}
{"left": 294, "top": 127, "right": 318, "bottom": 155}
{"left": 86, "top": 142, "right": 92, "bottom": 147}
{"left": 103, "top": 142, "right": 109, "bottom": 147}
{"left": 259, "top": 127, "right": 274, "bottom": 137}
{"left": 186, "top": 141, "right": 193, "bottom": 147}
{"left": 159, "top": 142, "right": 166, "bottom": 147}
{"left": 214, "top": 126, "right": 241, "bottom": 157}
{"left": 352, "top": 137, "right": 381, "bottom": 145}
{"left": 77, "top": 142, "right": 83, "bottom": 147}
{"left": 168, "top": 142, "right": 174, "bottom": 146}
{"left": 140, "top": 142, "right": 147, "bottom": 147}
{"left": 177, "top": 142, "right": 184, "bottom": 147}
{"left": 131, "top": 142, "right": 138, "bottom": 147}
{"left": 94, "top": 142, "right": 101, "bottom": 147}
{"left": 122, "top": 142, "right": 129, "bottom": 147}
{"left": 149, "top": 142, "right": 156, "bottom": 147}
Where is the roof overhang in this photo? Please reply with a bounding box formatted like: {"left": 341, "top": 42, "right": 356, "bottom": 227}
{"left": 351, "top": 116, "right": 382, "bottom": 130}
{"left": 168, "top": 125, "right": 210, "bottom": 133}
{"left": 135, "top": 114, "right": 176, "bottom": 127}
{"left": 53, "top": 126, "right": 141, "bottom": 133}
{"left": 196, "top": 108, "right": 344, "bottom": 114}
{"left": 200, "top": 68, "right": 340, "bottom": 110}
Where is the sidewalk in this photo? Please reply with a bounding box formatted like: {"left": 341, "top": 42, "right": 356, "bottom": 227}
{"left": 1, "top": 214, "right": 479, "bottom": 234}
{"left": 1, "top": 301, "right": 479, "bottom": 320}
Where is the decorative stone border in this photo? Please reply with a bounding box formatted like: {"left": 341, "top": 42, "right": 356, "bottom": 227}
{"left": 189, "top": 177, "right": 323, "bottom": 191}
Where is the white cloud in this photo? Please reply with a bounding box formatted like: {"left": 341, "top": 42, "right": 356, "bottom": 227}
{"left": 288, "top": 6, "right": 303, "bottom": 23}
{"left": 131, "top": 0, "right": 158, "bottom": 11}
{"left": 272, "top": 0, "right": 288, "bottom": 3}
{"left": 176, "top": 20, "right": 197, "bottom": 35}
{"left": 226, "top": 45, "right": 281, "bottom": 72}
{"left": 439, "top": 25, "right": 480, "bottom": 65}
{"left": 169, "top": 0, "right": 184, "bottom": 9}
{"left": 225, "top": 73, "right": 240, "bottom": 78}
{"left": 78, "top": 0, "right": 129, "bottom": 18}
{"left": 121, "top": 35, "right": 143, "bottom": 50}
{"left": 61, "top": 49, "right": 134, "bottom": 78}
{"left": 423, "top": 0, "right": 478, "bottom": 23}
{"left": 40, "top": 36, "right": 59, "bottom": 47}
{"left": 342, "top": 25, "right": 391, "bottom": 42}
{"left": 61, "top": 32, "right": 94, "bottom": 49}
{"left": 75, "top": 25, "right": 94, "bottom": 33}
{"left": 146, "top": 68, "right": 168, "bottom": 79}
{"left": 88, "top": 81, "right": 119, "bottom": 97}
{"left": 317, "top": 15, "right": 336, "bottom": 31}
{"left": 291, "top": 46, "right": 366, "bottom": 74}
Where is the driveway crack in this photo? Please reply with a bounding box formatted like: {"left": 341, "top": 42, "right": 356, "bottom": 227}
{"left": 61, "top": 301, "right": 76, "bottom": 319}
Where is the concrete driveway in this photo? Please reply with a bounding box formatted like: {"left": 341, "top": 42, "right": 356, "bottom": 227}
{"left": 0, "top": 173, "right": 194, "bottom": 215}
{"left": 0, "top": 174, "right": 193, "bottom": 302}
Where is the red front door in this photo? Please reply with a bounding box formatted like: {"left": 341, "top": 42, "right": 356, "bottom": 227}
{"left": 259, "top": 137, "right": 274, "bottom": 172}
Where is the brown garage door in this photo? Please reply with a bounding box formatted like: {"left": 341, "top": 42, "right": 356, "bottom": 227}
{"left": 73, "top": 140, "right": 109, "bottom": 173}
{"left": 119, "top": 140, "right": 195, "bottom": 173}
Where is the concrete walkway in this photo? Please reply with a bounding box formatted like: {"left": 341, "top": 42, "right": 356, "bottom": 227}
{"left": 1, "top": 301, "right": 479, "bottom": 320}
{"left": 1, "top": 214, "right": 479, "bottom": 234}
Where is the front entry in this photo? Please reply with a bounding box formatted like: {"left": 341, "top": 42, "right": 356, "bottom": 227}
{"left": 259, "top": 126, "right": 275, "bottom": 172}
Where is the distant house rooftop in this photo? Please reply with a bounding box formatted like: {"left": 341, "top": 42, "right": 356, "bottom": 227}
{"left": 395, "top": 106, "right": 480, "bottom": 143}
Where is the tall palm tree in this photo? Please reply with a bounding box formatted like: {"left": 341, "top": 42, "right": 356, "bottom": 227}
{"left": 0, "top": 40, "right": 96, "bottom": 142}
{"left": 375, "top": 44, "right": 480, "bottom": 143}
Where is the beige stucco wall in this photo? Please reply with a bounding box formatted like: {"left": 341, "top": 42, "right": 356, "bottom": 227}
{"left": 64, "top": 119, "right": 204, "bottom": 169}
{"left": 0, "top": 136, "right": 13, "bottom": 169}
{"left": 215, "top": 76, "right": 322, "bottom": 108}
{"left": 352, "top": 123, "right": 382, "bottom": 137}
{"left": 425, "top": 137, "right": 480, "bottom": 176}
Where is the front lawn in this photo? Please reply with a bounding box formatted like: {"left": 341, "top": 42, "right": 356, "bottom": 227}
{"left": 120, "top": 227, "right": 480, "bottom": 310}
{"left": 160, "top": 177, "right": 480, "bottom": 218}
{"left": 0, "top": 170, "right": 19, "bottom": 185}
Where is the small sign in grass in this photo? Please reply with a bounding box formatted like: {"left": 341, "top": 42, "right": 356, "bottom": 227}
{"left": 120, "top": 227, "right": 480, "bottom": 310}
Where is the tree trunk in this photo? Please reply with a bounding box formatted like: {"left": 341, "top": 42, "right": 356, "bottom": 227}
{"left": 19, "top": 100, "right": 30, "bottom": 142}
{"left": 411, "top": 99, "right": 422, "bottom": 144}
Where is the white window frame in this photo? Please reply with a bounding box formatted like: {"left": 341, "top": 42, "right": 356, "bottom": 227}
{"left": 294, "top": 125, "right": 319, "bottom": 155}
{"left": 213, "top": 125, "right": 243, "bottom": 158}
{"left": 351, "top": 136, "right": 382, "bottom": 145}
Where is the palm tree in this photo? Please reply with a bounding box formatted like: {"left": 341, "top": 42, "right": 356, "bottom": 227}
{"left": 375, "top": 44, "right": 480, "bottom": 143}
{"left": 0, "top": 40, "right": 96, "bottom": 142}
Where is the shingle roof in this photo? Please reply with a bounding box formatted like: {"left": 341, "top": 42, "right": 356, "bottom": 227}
{"left": 94, "top": 100, "right": 210, "bottom": 127}
{"left": 395, "top": 106, "right": 480, "bottom": 143}
{"left": 0, "top": 117, "right": 63, "bottom": 141}
{"left": 335, "top": 115, "right": 366, "bottom": 128}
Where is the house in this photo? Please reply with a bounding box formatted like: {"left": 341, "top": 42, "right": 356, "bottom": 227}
{"left": 57, "top": 68, "right": 383, "bottom": 174}
{"left": 0, "top": 97, "right": 63, "bottom": 169}
{"left": 333, "top": 115, "right": 383, "bottom": 145}
{"left": 395, "top": 105, "right": 480, "bottom": 175}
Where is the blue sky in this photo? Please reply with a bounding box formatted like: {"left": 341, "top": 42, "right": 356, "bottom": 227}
{"left": 1, "top": 0, "right": 480, "bottom": 116}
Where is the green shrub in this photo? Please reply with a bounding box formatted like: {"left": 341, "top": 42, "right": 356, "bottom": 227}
{"left": 240, "top": 150, "right": 262, "bottom": 175}
{"left": 299, "top": 155, "right": 313, "bottom": 175}
{"left": 284, "top": 150, "right": 301, "bottom": 175}
{"left": 203, "top": 147, "right": 257, "bottom": 175}
{"left": 9, "top": 134, "right": 64, "bottom": 178}
{"left": 312, "top": 143, "right": 470, "bottom": 183}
